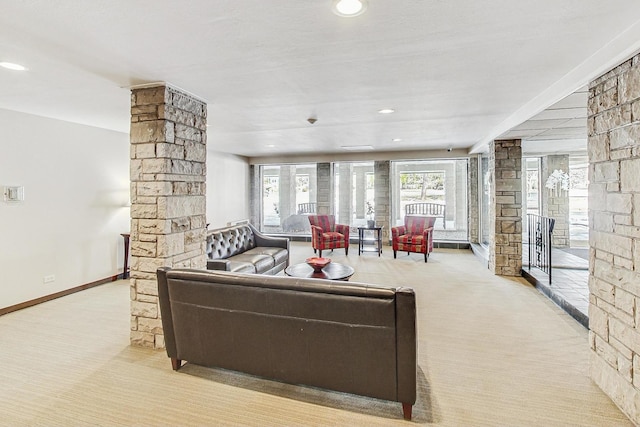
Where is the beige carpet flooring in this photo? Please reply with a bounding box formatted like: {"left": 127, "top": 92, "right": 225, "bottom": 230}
{"left": 0, "top": 242, "right": 632, "bottom": 426}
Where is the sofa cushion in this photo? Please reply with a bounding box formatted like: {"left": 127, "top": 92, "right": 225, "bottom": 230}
{"left": 231, "top": 253, "right": 275, "bottom": 273}
{"left": 228, "top": 261, "right": 257, "bottom": 274}
{"left": 244, "top": 247, "right": 289, "bottom": 266}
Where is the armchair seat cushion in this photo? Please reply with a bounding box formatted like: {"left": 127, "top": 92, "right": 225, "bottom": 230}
{"left": 321, "top": 231, "right": 346, "bottom": 247}
{"left": 396, "top": 234, "right": 424, "bottom": 248}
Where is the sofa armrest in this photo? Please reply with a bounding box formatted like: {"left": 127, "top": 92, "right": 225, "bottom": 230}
{"left": 156, "top": 267, "right": 178, "bottom": 359}
{"left": 335, "top": 223, "right": 350, "bottom": 240}
{"left": 207, "top": 259, "right": 231, "bottom": 271}
{"left": 310, "top": 224, "right": 324, "bottom": 241}
{"left": 395, "top": 287, "right": 417, "bottom": 406}
{"left": 249, "top": 223, "right": 290, "bottom": 251}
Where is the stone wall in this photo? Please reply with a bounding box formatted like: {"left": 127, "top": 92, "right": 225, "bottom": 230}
{"left": 541, "top": 155, "right": 570, "bottom": 247}
{"left": 374, "top": 161, "right": 391, "bottom": 243}
{"left": 588, "top": 54, "right": 640, "bottom": 424}
{"left": 316, "top": 163, "right": 333, "bottom": 215}
{"left": 488, "top": 140, "right": 522, "bottom": 276}
{"left": 249, "top": 165, "right": 259, "bottom": 226}
{"left": 129, "top": 84, "right": 207, "bottom": 349}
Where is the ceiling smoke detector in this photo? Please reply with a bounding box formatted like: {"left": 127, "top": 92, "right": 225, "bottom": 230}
{"left": 307, "top": 117, "right": 317, "bottom": 124}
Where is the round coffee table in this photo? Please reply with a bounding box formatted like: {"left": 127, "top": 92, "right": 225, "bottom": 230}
{"left": 284, "top": 262, "right": 355, "bottom": 281}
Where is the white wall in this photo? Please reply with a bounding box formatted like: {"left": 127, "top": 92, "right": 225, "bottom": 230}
{"left": 205, "top": 151, "right": 249, "bottom": 228}
{"left": 0, "top": 109, "right": 130, "bottom": 310}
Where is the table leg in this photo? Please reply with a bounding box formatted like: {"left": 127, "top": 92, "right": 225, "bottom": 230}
{"left": 120, "top": 233, "right": 130, "bottom": 279}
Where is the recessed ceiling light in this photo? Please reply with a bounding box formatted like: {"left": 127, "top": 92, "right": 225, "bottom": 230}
{"left": 392, "top": 138, "right": 402, "bottom": 142}
{"left": 332, "top": 0, "right": 367, "bottom": 17}
{"left": 266, "top": 144, "right": 275, "bottom": 148}
{"left": 378, "top": 108, "right": 394, "bottom": 114}
{"left": 341, "top": 145, "right": 374, "bottom": 151}
{"left": 0, "top": 62, "right": 27, "bottom": 71}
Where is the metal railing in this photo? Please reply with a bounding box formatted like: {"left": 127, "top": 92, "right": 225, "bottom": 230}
{"left": 527, "top": 214, "right": 555, "bottom": 284}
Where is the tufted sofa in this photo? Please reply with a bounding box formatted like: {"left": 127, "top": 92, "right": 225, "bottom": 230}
{"left": 205, "top": 223, "right": 289, "bottom": 275}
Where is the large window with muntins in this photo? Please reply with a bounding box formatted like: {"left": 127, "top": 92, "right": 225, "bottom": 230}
{"left": 391, "top": 159, "right": 468, "bottom": 241}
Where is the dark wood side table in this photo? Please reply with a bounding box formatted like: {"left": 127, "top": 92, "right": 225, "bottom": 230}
{"left": 120, "top": 233, "right": 130, "bottom": 279}
{"left": 284, "top": 262, "right": 355, "bottom": 281}
{"left": 358, "top": 226, "right": 383, "bottom": 256}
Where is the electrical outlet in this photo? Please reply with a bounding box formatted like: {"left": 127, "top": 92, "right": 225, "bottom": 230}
{"left": 43, "top": 275, "right": 56, "bottom": 284}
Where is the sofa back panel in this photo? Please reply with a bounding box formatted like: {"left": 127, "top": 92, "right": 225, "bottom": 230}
{"left": 168, "top": 277, "right": 397, "bottom": 328}
{"left": 171, "top": 301, "right": 398, "bottom": 402}
{"left": 206, "top": 225, "right": 255, "bottom": 260}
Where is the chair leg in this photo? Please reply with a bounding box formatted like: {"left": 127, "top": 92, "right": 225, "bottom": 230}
{"left": 313, "top": 248, "right": 317, "bottom": 254}
{"left": 318, "top": 250, "right": 322, "bottom": 258}
{"left": 424, "top": 252, "right": 428, "bottom": 262}
{"left": 393, "top": 250, "right": 397, "bottom": 259}
{"left": 345, "top": 246, "right": 348, "bottom": 256}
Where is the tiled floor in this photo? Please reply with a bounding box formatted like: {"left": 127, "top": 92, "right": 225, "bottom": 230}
{"left": 522, "top": 245, "right": 589, "bottom": 328}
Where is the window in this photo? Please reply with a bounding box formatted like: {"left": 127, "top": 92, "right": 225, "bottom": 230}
{"left": 259, "top": 164, "right": 316, "bottom": 234}
{"left": 392, "top": 159, "right": 468, "bottom": 241}
{"left": 334, "top": 161, "right": 374, "bottom": 227}
{"left": 480, "top": 153, "right": 490, "bottom": 246}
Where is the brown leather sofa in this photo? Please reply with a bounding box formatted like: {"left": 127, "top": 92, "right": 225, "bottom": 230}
{"left": 157, "top": 267, "right": 417, "bottom": 420}
{"left": 205, "top": 223, "right": 289, "bottom": 274}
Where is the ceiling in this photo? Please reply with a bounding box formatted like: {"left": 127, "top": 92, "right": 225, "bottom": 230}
{"left": 1, "top": 1, "right": 640, "bottom": 158}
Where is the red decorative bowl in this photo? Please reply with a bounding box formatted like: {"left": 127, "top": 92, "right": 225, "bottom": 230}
{"left": 305, "top": 257, "right": 331, "bottom": 273}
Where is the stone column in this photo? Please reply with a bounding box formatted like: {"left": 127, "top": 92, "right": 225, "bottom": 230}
{"left": 541, "top": 155, "right": 570, "bottom": 247}
{"left": 316, "top": 163, "right": 333, "bottom": 215}
{"left": 337, "top": 163, "right": 353, "bottom": 224}
{"left": 587, "top": 54, "right": 640, "bottom": 424}
{"left": 374, "top": 161, "right": 391, "bottom": 243}
{"left": 355, "top": 168, "right": 366, "bottom": 219}
{"left": 488, "top": 140, "right": 522, "bottom": 276}
{"left": 129, "top": 84, "right": 207, "bottom": 349}
{"left": 468, "top": 155, "right": 479, "bottom": 243}
{"left": 249, "top": 165, "right": 260, "bottom": 227}
{"left": 279, "top": 165, "right": 296, "bottom": 225}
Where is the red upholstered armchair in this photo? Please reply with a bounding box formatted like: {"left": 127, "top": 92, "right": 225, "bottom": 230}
{"left": 308, "top": 214, "right": 350, "bottom": 258}
{"left": 391, "top": 215, "right": 436, "bottom": 262}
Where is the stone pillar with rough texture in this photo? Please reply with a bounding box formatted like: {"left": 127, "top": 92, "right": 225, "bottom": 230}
{"left": 338, "top": 163, "right": 353, "bottom": 224}
{"left": 249, "top": 165, "right": 260, "bottom": 226}
{"left": 129, "top": 84, "right": 207, "bottom": 349}
{"left": 542, "top": 155, "right": 570, "bottom": 247}
{"left": 374, "top": 161, "right": 391, "bottom": 243}
{"left": 279, "top": 165, "right": 296, "bottom": 225}
{"left": 316, "top": 163, "right": 333, "bottom": 215}
{"left": 355, "top": 168, "right": 366, "bottom": 219}
{"left": 468, "top": 155, "right": 479, "bottom": 243}
{"left": 488, "top": 140, "right": 522, "bottom": 276}
{"left": 587, "top": 54, "right": 640, "bottom": 425}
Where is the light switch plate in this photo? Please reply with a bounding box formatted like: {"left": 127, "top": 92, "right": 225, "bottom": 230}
{"left": 3, "top": 186, "right": 25, "bottom": 202}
